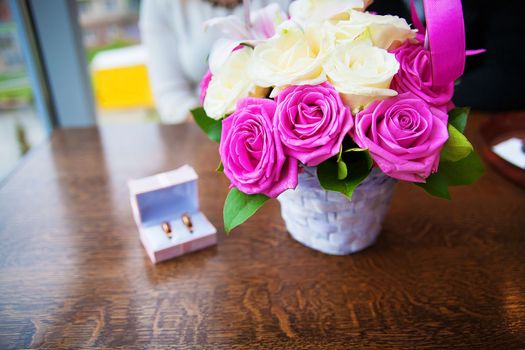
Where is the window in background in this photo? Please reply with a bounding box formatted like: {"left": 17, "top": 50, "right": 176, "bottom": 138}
{"left": 76, "top": 0, "right": 159, "bottom": 124}
{"left": 0, "top": 1, "right": 46, "bottom": 181}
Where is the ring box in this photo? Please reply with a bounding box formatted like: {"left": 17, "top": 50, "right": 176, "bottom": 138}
{"left": 128, "top": 165, "right": 217, "bottom": 263}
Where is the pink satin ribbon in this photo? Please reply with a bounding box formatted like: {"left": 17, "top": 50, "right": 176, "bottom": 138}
{"left": 410, "top": 0, "right": 466, "bottom": 87}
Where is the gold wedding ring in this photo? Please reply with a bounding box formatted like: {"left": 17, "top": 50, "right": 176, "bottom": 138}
{"left": 161, "top": 214, "right": 192, "bottom": 238}
{"left": 181, "top": 213, "right": 193, "bottom": 233}
{"left": 161, "top": 221, "right": 172, "bottom": 239}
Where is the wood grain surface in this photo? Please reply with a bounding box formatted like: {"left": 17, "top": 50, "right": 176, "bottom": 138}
{"left": 0, "top": 113, "right": 524, "bottom": 349}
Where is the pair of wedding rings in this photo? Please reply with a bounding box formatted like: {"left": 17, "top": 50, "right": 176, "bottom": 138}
{"left": 161, "top": 213, "right": 193, "bottom": 239}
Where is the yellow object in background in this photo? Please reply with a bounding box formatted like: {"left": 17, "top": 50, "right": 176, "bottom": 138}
{"left": 91, "top": 45, "right": 154, "bottom": 109}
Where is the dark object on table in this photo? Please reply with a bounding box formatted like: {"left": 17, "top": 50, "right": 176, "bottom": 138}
{"left": 453, "top": 0, "right": 525, "bottom": 111}
{"left": 369, "top": 0, "right": 525, "bottom": 111}
{"left": 480, "top": 112, "right": 525, "bottom": 187}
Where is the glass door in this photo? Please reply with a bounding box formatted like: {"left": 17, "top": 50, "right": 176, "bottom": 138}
{"left": 0, "top": 0, "right": 47, "bottom": 181}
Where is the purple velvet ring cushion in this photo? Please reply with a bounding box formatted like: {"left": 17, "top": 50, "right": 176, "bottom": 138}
{"left": 128, "top": 165, "right": 217, "bottom": 263}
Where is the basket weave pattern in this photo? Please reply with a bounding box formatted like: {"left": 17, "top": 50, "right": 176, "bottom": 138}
{"left": 278, "top": 167, "right": 397, "bottom": 255}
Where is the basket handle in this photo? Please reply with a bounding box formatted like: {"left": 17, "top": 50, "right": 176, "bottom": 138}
{"left": 410, "top": 0, "right": 466, "bottom": 87}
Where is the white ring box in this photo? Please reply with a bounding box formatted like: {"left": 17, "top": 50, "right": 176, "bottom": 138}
{"left": 128, "top": 165, "right": 217, "bottom": 263}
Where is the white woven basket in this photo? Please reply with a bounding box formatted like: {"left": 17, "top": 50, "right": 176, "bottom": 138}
{"left": 278, "top": 167, "right": 396, "bottom": 255}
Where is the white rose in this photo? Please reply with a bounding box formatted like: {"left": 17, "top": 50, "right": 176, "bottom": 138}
{"left": 330, "top": 10, "right": 415, "bottom": 49}
{"left": 204, "top": 47, "right": 258, "bottom": 120}
{"left": 324, "top": 39, "right": 399, "bottom": 111}
{"left": 250, "top": 20, "right": 333, "bottom": 88}
{"left": 289, "top": 0, "right": 367, "bottom": 23}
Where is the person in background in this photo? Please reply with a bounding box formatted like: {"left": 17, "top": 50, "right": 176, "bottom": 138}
{"left": 140, "top": 0, "right": 289, "bottom": 124}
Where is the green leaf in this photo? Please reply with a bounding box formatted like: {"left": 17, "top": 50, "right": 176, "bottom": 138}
{"left": 191, "top": 107, "right": 222, "bottom": 143}
{"left": 317, "top": 149, "right": 372, "bottom": 199}
{"left": 439, "top": 151, "right": 484, "bottom": 186}
{"left": 416, "top": 172, "right": 450, "bottom": 199}
{"left": 216, "top": 161, "right": 224, "bottom": 172}
{"left": 417, "top": 151, "right": 484, "bottom": 199}
{"left": 223, "top": 188, "right": 269, "bottom": 233}
{"left": 337, "top": 160, "right": 348, "bottom": 180}
{"left": 448, "top": 107, "right": 470, "bottom": 133}
{"left": 440, "top": 124, "right": 473, "bottom": 162}
{"left": 364, "top": 151, "right": 373, "bottom": 169}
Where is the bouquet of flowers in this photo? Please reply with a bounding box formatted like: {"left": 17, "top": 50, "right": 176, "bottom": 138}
{"left": 192, "top": 0, "right": 484, "bottom": 235}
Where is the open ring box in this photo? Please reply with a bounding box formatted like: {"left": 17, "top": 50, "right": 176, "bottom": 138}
{"left": 128, "top": 165, "right": 217, "bottom": 263}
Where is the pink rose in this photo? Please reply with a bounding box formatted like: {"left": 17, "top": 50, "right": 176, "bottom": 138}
{"left": 199, "top": 69, "right": 212, "bottom": 105}
{"left": 274, "top": 83, "right": 353, "bottom": 166}
{"left": 220, "top": 97, "right": 298, "bottom": 198}
{"left": 391, "top": 42, "right": 454, "bottom": 110}
{"left": 354, "top": 93, "right": 448, "bottom": 182}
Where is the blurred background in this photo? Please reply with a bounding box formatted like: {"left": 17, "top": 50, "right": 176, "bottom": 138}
{"left": 77, "top": 0, "right": 155, "bottom": 123}
{"left": 0, "top": 0, "right": 154, "bottom": 181}
{"left": 0, "top": 0, "right": 523, "bottom": 182}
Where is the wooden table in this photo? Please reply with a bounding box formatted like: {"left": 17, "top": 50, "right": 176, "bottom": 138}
{"left": 1, "top": 113, "right": 524, "bottom": 349}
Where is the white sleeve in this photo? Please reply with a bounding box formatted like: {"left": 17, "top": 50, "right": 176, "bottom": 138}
{"left": 139, "top": 0, "right": 199, "bottom": 124}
